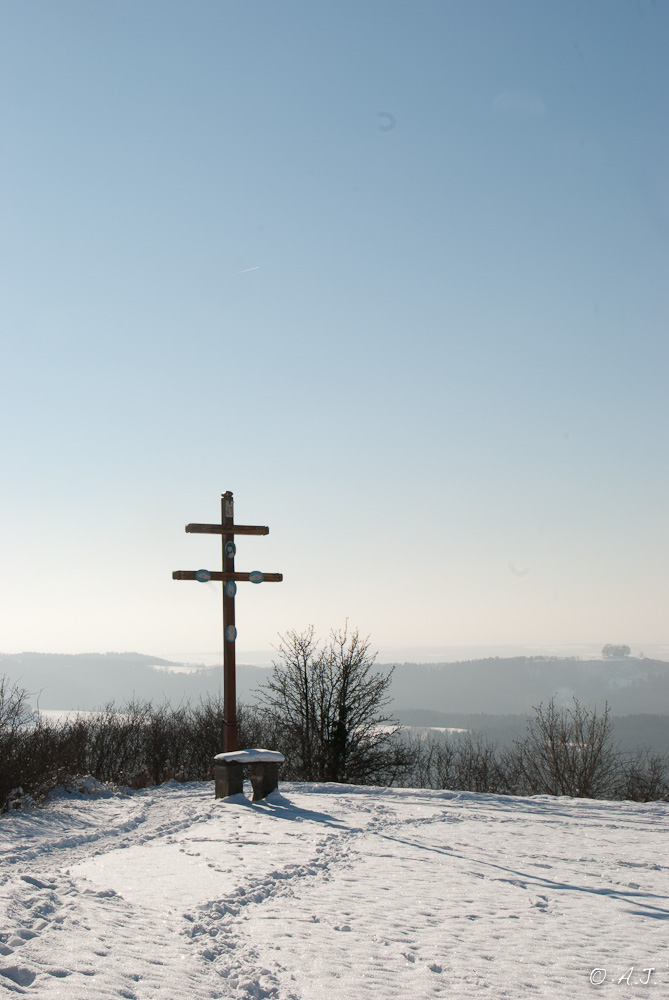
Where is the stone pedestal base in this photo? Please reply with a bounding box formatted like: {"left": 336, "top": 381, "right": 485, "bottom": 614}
{"left": 212, "top": 749, "right": 284, "bottom": 801}
{"left": 250, "top": 762, "right": 280, "bottom": 801}
{"left": 214, "top": 761, "right": 244, "bottom": 798}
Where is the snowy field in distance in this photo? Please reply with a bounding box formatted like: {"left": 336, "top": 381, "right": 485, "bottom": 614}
{"left": 1, "top": 782, "right": 668, "bottom": 998}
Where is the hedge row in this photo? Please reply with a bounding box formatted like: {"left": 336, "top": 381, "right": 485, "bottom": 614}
{"left": 2, "top": 679, "right": 667, "bottom": 810}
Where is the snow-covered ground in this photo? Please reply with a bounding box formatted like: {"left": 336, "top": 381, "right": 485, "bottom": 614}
{"left": 1, "top": 782, "right": 668, "bottom": 998}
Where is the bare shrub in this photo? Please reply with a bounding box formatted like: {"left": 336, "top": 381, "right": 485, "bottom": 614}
{"left": 618, "top": 749, "right": 669, "bottom": 802}
{"left": 400, "top": 731, "right": 442, "bottom": 789}
{"left": 399, "top": 730, "right": 506, "bottom": 794}
{"left": 7, "top": 671, "right": 668, "bottom": 808}
{"left": 140, "top": 701, "right": 190, "bottom": 785}
{"left": 508, "top": 697, "right": 620, "bottom": 798}
{"left": 82, "top": 703, "right": 141, "bottom": 782}
{"left": 453, "top": 732, "right": 508, "bottom": 793}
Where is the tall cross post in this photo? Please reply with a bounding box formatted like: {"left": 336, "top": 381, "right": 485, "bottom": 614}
{"left": 221, "top": 491, "right": 237, "bottom": 750}
{"left": 172, "top": 491, "right": 283, "bottom": 752}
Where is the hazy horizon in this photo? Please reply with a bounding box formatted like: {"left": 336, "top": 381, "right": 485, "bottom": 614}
{"left": 4, "top": 641, "right": 669, "bottom": 669}
{"left": 163, "top": 641, "right": 669, "bottom": 669}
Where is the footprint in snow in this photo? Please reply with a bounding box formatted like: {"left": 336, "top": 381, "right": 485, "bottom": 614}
{"left": 0, "top": 965, "right": 37, "bottom": 988}
{"left": 6, "top": 929, "right": 37, "bottom": 948}
{"left": 20, "top": 875, "right": 54, "bottom": 890}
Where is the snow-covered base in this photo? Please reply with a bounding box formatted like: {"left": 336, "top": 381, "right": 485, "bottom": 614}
{"left": 213, "top": 749, "right": 285, "bottom": 764}
{"left": 1, "top": 782, "right": 668, "bottom": 997}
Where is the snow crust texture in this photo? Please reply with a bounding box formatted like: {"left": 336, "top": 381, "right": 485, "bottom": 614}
{"left": 1, "top": 782, "right": 668, "bottom": 997}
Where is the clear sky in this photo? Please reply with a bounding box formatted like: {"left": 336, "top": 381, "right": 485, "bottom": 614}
{"left": 1, "top": 0, "right": 667, "bottom": 664}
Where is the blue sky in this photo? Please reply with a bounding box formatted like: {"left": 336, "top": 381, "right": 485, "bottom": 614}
{"left": 1, "top": 0, "right": 667, "bottom": 662}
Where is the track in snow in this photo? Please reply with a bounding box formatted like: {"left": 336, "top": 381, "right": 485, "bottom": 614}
{"left": 2, "top": 782, "right": 669, "bottom": 998}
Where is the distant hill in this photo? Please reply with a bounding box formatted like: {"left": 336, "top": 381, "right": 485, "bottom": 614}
{"left": 396, "top": 708, "right": 669, "bottom": 754}
{"left": 2, "top": 652, "right": 669, "bottom": 721}
{"left": 385, "top": 656, "right": 669, "bottom": 716}
{"left": 0, "top": 652, "right": 268, "bottom": 710}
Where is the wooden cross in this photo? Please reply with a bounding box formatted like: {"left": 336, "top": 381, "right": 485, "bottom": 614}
{"left": 172, "top": 491, "right": 283, "bottom": 751}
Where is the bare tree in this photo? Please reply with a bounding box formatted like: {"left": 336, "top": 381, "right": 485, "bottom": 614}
{"left": 509, "top": 697, "right": 620, "bottom": 798}
{"left": 256, "top": 625, "right": 401, "bottom": 784}
{"left": 0, "top": 676, "right": 32, "bottom": 732}
{"left": 0, "top": 677, "right": 35, "bottom": 808}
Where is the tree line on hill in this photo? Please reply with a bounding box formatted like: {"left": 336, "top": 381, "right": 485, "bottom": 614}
{"left": 2, "top": 627, "right": 668, "bottom": 811}
{"left": 3, "top": 648, "right": 669, "bottom": 717}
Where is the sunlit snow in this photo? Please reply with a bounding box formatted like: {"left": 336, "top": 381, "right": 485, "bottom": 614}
{"left": 1, "top": 782, "right": 668, "bottom": 997}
